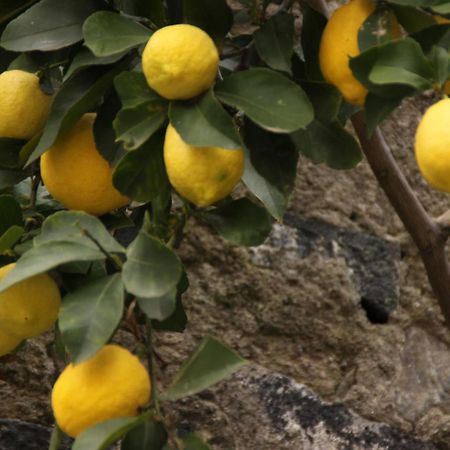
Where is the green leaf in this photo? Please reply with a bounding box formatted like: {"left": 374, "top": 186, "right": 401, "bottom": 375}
{"left": 123, "top": 228, "right": 182, "bottom": 298}
{"left": 137, "top": 287, "right": 177, "bottom": 322}
{"left": 364, "top": 94, "right": 401, "bottom": 135}
{"left": 350, "top": 38, "right": 434, "bottom": 97}
{"left": 94, "top": 94, "right": 127, "bottom": 166}
{"left": 65, "top": 47, "right": 127, "bottom": 81}
{"left": 0, "top": 0, "right": 39, "bottom": 26}
{"left": 0, "top": 0, "right": 103, "bottom": 52}
{"left": 291, "top": 120, "right": 362, "bottom": 170}
{"left": 0, "top": 241, "right": 105, "bottom": 293}
{"left": 160, "top": 336, "right": 247, "bottom": 401}
{"left": 114, "top": 103, "right": 167, "bottom": 150}
{"left": 121, "top": 0, "right": 166, "bottom": 27}
{"left": 183, "top": 0, "right": 232, "bottom": 46}
{"left": 181, "top": 435, "right": 211, "bottom": 450}
{"left": 121, "top": 420, "right": 168, "bottom": 450}
{"left": 34, "top": 211, "right": 124, "bottom": 254}
{"left": 254, "top": 11, "right": 294, "bottom": 75}
{"left": 59, "top": 274, "right": 125, "bottom": 364}
{"left": 0, "top": 138, "right": 27, "bottom": 169}
{"left": 27, "top": 65, "right": 125, "bottom": 165}
{"left": 302, "top": 82, "right": 342, "bottom": 122}
{"left": 83, "top": 11, "right": 152, "bottom": 57}
{"left": 203, "top": 198, "right": 272, "bottom": 246}
{"left": 430, "top": 44, "right": 450, "bottom": 85}
{"left": 73, "top": 415, "right": 149, "bottom": 450}
{"left": 410, "top": 23, "right": 450, "bottom": 53}
{"left": 242, "top": 120, "right": 298, "bottom": 221}
{"left": 392, "top": 5, "right": 436, "bottom": 33}
{"left": 0, "top": 225, "right": 24, "bottom": 254}
{"left": 0, "top": 195, "right": 23, "bottom": 234}
{"left": 169, "top": 90, "right": 241, "bottom": 149}
{"left": 114, "top": 71, "right": 164, "bottom": 110}
{"left": 113, "top": 132, "right": 170, "bottom": 203}
{"left": 215, "top": 68, "right": 313, "bottom": 133}
{"left": 0, "top": 169, "right": 29, "bottom": 189}
{"left": 358, "top": 5, "right": 400, "bottom": 52}
{"left": 301, "top": 5, "right": 327, "bottom": 81}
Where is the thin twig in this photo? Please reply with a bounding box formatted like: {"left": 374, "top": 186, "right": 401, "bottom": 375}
{"left": 146, "top": 319, "right": 161, "bottom": 416}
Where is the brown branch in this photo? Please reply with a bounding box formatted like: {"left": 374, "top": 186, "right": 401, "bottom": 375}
{"left": 352, "top": 113, "right": 450, "bottom": 325}
{"left": 307, "top": 0, "right": 450, "bottom": 326}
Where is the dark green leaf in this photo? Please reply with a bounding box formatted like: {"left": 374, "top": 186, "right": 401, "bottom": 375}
{"left": 94, "top": 93, "right": 127, "bottom": 166}
{"left": 216, "top": 68, "right": 313, "bottom": 133}
{"left": 113, "top": 132, "right": 170, "bottom": 203}
{"left": 254, "top": 11, "right": 294, "bottom": 75}
{"left": 137, "top": 287, "right": 177, "bottom": 321}
{"left": 169, "top": 90, "right": 241, "bottom": 149}
{"left": 123, "top": 228, "right": 182, "bottom": 298}
{"left": 182, "top": 435, "right": 211, "bottom": 450}
{"left": 121, "top": 0, "right": 166, "bottom": 27}
{"left": 114, "top": 103, "right": 167, "bottom": 150}
{"left": 0, "top": 138, "right": 26, "bottom": 169}
{"left": 432, "top": 3, "right": 450, "bottom": 14}
{"left": 160, "top": 336, "right": 247, "bottom": 401}
{"left": 183, "top": 0, "right": 232, "bottom": 46}
{"left": 242, "top": 120, "right": 298, "bottom": 221}
{"left": 0, "top": 0, "right": 103, "bottom": 52}
{"left": 0, "top": 0, "right": 39, "bottom": 26}
{"left": 410, "top": 23, "right": 450, "bottom": 53}
{"left": 59, "top": 274, "right": 124, "bottom": 364}
{"left": 121, "top": 420, "right": 168, "bottom": 450}
{"left": 114, "top": 71, "right": 164, "bottom": 110}
{"left": 364, "top": 94, "right": 401, "bottom": 135}
{"left": 291, "top": 120, "right": 362, "bottom": 170}
{"left": 73, "top": 415, "right": 149, "bottom": 450}
{"left": 27, "top": 65, "right": 125, "bottom": 165}
{"left": 0, "top": 195, "right": 23, "bottom": 234}
{"left": 0, "top": 225, "right": 24, "bottom": 253}
{"left": 392, "top": 5, "right": 436, "bottom": 33}
{"left": 302, "top": 82, "right": 342, "bottom": 122}
{"left": 83, "top": 11, "right": 152, "bottom": 57}
{"left": 0, "top": 169, "right": 29, "bottom": 189}
{"left": 65, "top": 48, "right": 127, "bottom": 81}
{"left": 430, "top": 44, "right": 450, "bottom": 84}
{"left": 301, "top": 5, "right": 327, "bottom": 81}
{"left": 7, "top": 53, "right": 41, "bottom": 72}
{"left": 203, "top": 198, "right": 272, "bottom": 246}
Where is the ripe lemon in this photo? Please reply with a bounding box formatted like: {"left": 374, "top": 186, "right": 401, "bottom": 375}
{"left": 319, "top": 0, "right": 399, "bottom": 105}
{"left": 164, "top": 124, "right": 244, "bottom": 207}
{"left": 40, "top": 114, "right": 129, "bottom": 216}
{"left": 0, "top": 70, "right": 52, "bottom": 139}
{"left": 142, "top": 24, "right": 219, "bottom": 100}
{"left": 415, "top": 98, "right": 450, "bottom": 192}
{"left": 52, "top": 344, "right": 151, "bottom": 438}
{"left": 0, "top": 329, "right": 22, "bottom": 357}
{"left": 0, "top": 263, "right": 60, "bottom": 339}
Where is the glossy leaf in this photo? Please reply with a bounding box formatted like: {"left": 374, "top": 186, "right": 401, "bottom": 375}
{"left": 137, "top": 287, "right": 177, "bottom": 322}
{"left": 183, "top": 0, "right": 232, "bottom": 46}
{"left": 27, "top": 65, "right": 124, "bottom": 165}
{"left": 410, "top": 24, "right": 450, "bottom": 53}
{"left": 216, "top": 68, "right": 313, "bottom": 133}
{"left": 182, "top": 435, "right": 211, "bottom": 450}
{"left": 242, "top": 120, "right": 298, "bottom": 221}
{"left": 364, "top": 94, "right": 401, "bottom": 135}
{"left": 121, "top": 420, "right": 168, "bottom": 450}
{"left": 0, "top": 138, "right": 26, "bottom": 169}
{"left": 169, "top": 90, "right": 241, "bottom": 149}
{"left": 123, "top": 229, "right": 182, "bottom": 298}
{"left": 83, "top": 11, "right": 152, "bottom": 57}
{"left": 0, "top": 0, "right": 39, "bottom": 26}
{"left": 121, "top": 0, "right": 166, "bottom": 27}
{"left": 0, "top": 169, "right": 29, "bottom": 189}
{"left": 254, "top": 11, "right": 294, "bottom": 75}
{"left": 114, "top": 103, "right": 167, "bottom": 150}
{"left": 0, "top": 0, "right": 103, "bottom": 52}
{"left": 0, "top": 195, "right": 23, "bottom": 235}
{"left": 113, "top": 132, "right": 170, "bottom": 203}
{"left": 59, "top": 274, "right": 124, "bottom": 364}
{"left": 73, "top": 416, "right": 148, "bottom": 450}
{"left": 203, "top": 198, "right": 272, "bottom": 246}
{"left": 0, "top": 225, "right": 24, "bottom": 254}
{"left": 160, "top": 336, "right": 247, "bottom": 401}
{"left": 392, "top": 5, "right": 436, "bottom": 33}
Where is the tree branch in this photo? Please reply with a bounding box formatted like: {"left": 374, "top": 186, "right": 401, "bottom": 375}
{"left": 307, "top": 0, "right": 450, "bottom": 326}
{"left": 352, "top": 113, "right": 450, "bottom": 325}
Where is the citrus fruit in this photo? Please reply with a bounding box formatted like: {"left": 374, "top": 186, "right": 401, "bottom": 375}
{"left": 52, "top": 344, "right": 151, "bottom": 438}
{"left": 0, "top": 263, "right": 60, "bottom": 339}
{"left": 0, "top": 329, "right": 22, "bottom": 357}
{"left": 0, "top": 70, "right": 52, "bottom": 139}
{"left": 415, "top": 98, "right": 450, "bottom": 192}
{"left": 40, "top": 114, "right": 129, "bottom": 216}
{"left": 164, "top": 124, "right": 244, "bottom": 207}
{"left": 319, "top": 0, "right": 399, "bottom": 105}
{"left": 142, "top": 24, "right": 219, "bottom": 100}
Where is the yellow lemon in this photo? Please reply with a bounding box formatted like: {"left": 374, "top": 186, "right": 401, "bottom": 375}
{"left": 142, "top": 24, "right": 219, "bottom": 100}
{"left": 40, "top": 114, "right": 129, "bottom": 216}
{"left": 0, "top": 70, "right": 52, "bottom": 139}
{"left": 52, "top": 345, "right": 151, "bottom": 438}
{"left": 164, "top": 124, "right": 244, "bottom": 207}
{"left": 415, "top": 98, "right": 450, "bottom": 192}
{"left": 0, "top": 263, "right": 60, "bottom": 339}
{"left": 0, "top": 329, "right": 22, "bottom": 357}
{"left": 319, "top": 0, "right": 399, "bottom": 105}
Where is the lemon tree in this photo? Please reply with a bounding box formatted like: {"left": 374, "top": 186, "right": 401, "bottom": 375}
{"left": 1, "top": 0, "right": 450, "bottom": 449}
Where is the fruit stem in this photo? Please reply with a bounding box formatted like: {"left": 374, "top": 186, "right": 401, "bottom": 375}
{"left": 48, "top": 425, "right": 63, "bottom": 450}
